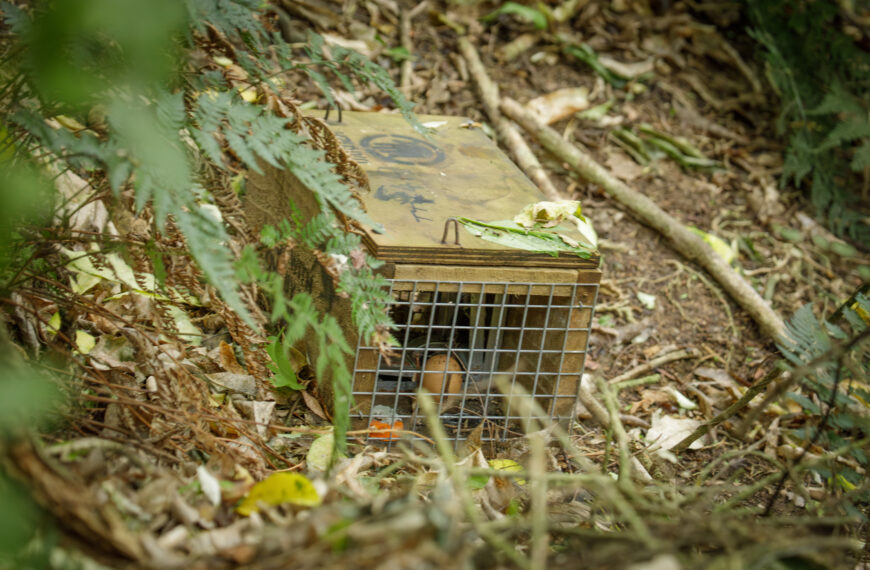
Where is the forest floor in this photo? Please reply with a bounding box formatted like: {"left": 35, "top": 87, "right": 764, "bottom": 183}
{"left": 4, "top": 1, "right": 869, "bottom": 569}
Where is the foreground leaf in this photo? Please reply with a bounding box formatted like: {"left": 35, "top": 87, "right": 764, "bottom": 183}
{"left": 236, "top": 472, "right": 321, "bottom": 516}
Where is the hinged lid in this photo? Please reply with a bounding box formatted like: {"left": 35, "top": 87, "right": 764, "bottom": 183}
{"left": 325, "top": 111, "right": 599, "bottom": 269}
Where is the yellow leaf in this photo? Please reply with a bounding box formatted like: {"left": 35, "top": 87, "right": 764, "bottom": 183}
{"left": 238, "top": 85, "right": 258, "bottom": 103}
{"left": 833, "top": 474, "right": 856, "bottom": 492}
{"left": 54, "top": 115, "right": 87, "bottom": 132}
{"left": 47, "top": 311, "right": 61, "bottom": 337}
{"left": 688, "top": 226, "right": 736, "bottom": 265}
{"left": 488, "top": 458, "right": 526, "bottom": 485}
{"left": 851, "top": 302, "right": 870, "bottom": 325}
{"left": 75, "top": 330, "right": 96, "bottom": 355}
{"left": 235, "top": 472, "right": 321, "bottom": 516}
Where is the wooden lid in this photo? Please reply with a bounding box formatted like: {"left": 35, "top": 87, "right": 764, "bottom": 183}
{"left": 326, "top": 111, "right": 599, "bottom": 269}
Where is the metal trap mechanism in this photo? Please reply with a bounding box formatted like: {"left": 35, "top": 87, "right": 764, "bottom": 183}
{"left": 352, "top": 277, "right": 598, "bottom": 445}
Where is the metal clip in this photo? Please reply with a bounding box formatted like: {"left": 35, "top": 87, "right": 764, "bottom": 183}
{"left": 440, "top": 217, "right": 462, "bottom": 246}
{"left": 323, "top": 105, "right": 343, "bottom": 123}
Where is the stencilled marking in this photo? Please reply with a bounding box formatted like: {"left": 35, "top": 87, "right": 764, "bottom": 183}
{"left": 360, "top": 134, "right": 445, "bottom": 166}
{"left": 374, "top": 185, "right": 434, "bottom": 223}
{"left": 334, "top": 132, "right": 369, "bottom": 164}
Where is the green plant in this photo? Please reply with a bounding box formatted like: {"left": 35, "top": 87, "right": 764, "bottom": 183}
{"left": 0, "top": 0, "right": 414, "bottom": 455}
{"left": 747, "top": 0, "right": 870, "bottom": 244}
{"left": 775, "top": 289, "right": 870, "bottom": 501}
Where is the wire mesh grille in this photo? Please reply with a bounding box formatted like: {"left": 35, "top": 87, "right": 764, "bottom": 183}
{"left": 352, "top": 279, "right": 599, "bottom": 446}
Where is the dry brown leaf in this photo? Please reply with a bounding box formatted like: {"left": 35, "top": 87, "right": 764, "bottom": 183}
{"left": 219, "top": 341, "right": 247, "bottom": 374}
{"left": 302, "top": 390, "right": 328, "bottom": 420}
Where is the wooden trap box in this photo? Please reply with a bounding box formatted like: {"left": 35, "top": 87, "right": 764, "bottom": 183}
{"left": 244, "top": 112, "right": 600, "bottom": 446}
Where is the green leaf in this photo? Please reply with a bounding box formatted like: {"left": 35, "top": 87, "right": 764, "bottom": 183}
{"left": 266, "top": 336, "right": 305, "bottom": 390}
{"left": 482, "top": 2, "right": 548, "bottom": 30}
{"left": 458, "top": 218, "right": 594, "bottom": 258}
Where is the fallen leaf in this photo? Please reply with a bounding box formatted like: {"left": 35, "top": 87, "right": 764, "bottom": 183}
{"left": 645, "top": 411, "right": 704, "bottom": 450}
{"left": 197, "top": 465, "right": 222, "bottom": 507}
{"left": 206, "top": 372, "right": 257, "bottom": 396}
{"left": 489, "top": 458, "right": 526, "bottom": 485}
{"left": 307, "top": 432, "right": 343, "bottom": 471}
{"left": 75, "top": 330, "right": 96, "bottom": 354}
{"left": 665, "top": 386, "right": 698, "bottom": 410}
{"left": 235, "top": 472, "right": 321, "bottom": 516}
{"left": 219, "top": 341, "right": 247, "bottom": 374}
{"left": 525, "top": 87, "right": 590, "bottom": 125}
{"left": 302, "top": 390, "right": 328, "bottom": 420}
{"left": 637, "top": 291, "right": 656, "bottom": 310}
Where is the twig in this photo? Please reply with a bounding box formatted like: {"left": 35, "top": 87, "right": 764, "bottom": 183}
{"left": 492, "top": 376, "right": 659, "bottom": 550}
{"left": 675, "top": 328, "right": 870, "bottom": 454}
{"left": 399, "top": 1, "right": 428, "bottom": 95}
{"left": 596, "top": 377, "right": 633, "bottom": 484}
{"left": 500, "top": 97, "right": 787, "bottom": 342}
{"left": 666, "top": 259, "right": 739, "bottom": 346}
{"left": 576, "top": 379, "right": 611, "bottom": 427}
{"left": 45, "top": 437, "right": 153, "bottom": 473}
{"left": 608, "top": 347, "right": 700, "bottom": 385}
{"left": 671, "top": 365, "right": 784, "bottom": 454}
{"left": 417, "top": 392, "right": 532, "bottom": 570}
{"left": 528, "top": 431, "right": 548, "bottom": 569}
{"left": 458, "top": 38, "right": 561, "bottom": 201}
{"left": 613, "top": 373, "right": 661, "bottom": 392}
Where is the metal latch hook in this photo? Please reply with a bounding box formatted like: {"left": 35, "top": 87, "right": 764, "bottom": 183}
{"left": 440, "top": 217, "right": 462, "bottom": 246}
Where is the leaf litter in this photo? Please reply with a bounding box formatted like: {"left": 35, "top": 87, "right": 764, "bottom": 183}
{"left": 3, "top": 1, "right": 868, "bottom": 569}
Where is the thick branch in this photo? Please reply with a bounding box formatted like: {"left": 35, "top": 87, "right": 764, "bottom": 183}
{"left": 458, "top": 38, "right": 561, "bottom": 201}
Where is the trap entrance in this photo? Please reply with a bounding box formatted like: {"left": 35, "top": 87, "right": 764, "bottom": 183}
{"left": 353, "top": 276, "right": 598, "bottom": 444}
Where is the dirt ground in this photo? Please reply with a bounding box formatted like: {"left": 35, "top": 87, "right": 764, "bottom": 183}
{"left": 5, "top": 1, "right": 869, "bottom": 568}
{"left": 286, "top": 0, "right": 864, "bottom": 434}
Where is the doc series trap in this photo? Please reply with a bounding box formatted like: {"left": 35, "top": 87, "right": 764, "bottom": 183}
{"left": 244, "top": 111, "right": 601, "bottom": 446}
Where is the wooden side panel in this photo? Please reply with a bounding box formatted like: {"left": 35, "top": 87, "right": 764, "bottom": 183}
{"left": 243, "top": 164, "right": 360, "bottom": 409}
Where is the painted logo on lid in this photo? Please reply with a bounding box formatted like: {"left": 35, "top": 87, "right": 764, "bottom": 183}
{"left": 360, "top": 134, "right": 445, "bottom": 166}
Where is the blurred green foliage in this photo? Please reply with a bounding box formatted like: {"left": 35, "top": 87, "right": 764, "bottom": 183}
{"left": 0, "top": 0, "right": 415, "bottom": 559}
{"left": 747, "top": 0, "right": 870, "bottom": 244}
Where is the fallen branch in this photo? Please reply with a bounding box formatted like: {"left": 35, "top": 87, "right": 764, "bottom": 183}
{"left": 500, "top": 97, "right": 786, "bottom": 342}
{"left": 607, "top": 347, "right": 700, "bottom": 385}
{"left": 399, "top": 1, "right": 428, "bottom": 95}
{"left": 458, "top": 37, "right": 561, "bottom": 201}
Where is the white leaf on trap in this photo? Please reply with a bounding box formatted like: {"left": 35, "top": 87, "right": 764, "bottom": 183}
{"left": 514, "top": 200, "right": 582, "bottom": 228}
{"left": 196, "top": 465, "right": 222, "bottom": 507}
{"left": 422, "top": 120, "right": 448, "bottom": 129}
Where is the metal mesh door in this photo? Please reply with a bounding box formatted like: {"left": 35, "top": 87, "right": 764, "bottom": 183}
{"left": 352, "top": 279, "right": 598, "bottom": 446}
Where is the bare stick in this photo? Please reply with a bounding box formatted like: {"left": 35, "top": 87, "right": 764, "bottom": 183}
{"left": 417, "top": 392, "right": 531, "bottom": 570}
{"left": 500, "top": 97, "right": 786, "bottom": 343}
{"left": 399, "top": 1, "right": 428, "bottom": 95}
{"left": 458, "top": 37, "right": 561, "bottom": 201}
{"left": 608, "top": 347, "right": 700, "bottom": 385}
{"left": 671, "top": 366, "right": 784, "bottom": 454}
{"left": 596, "top": 377, "right": 633, "bottom": 483}
{"left": 528, "top": 431, "right": 549, "bottom": 569}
